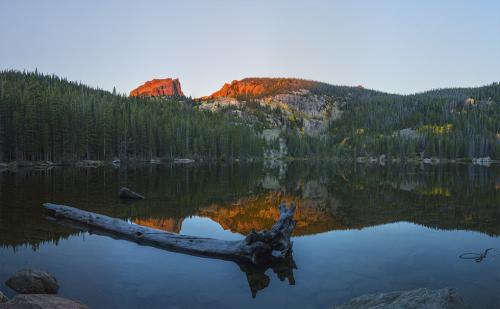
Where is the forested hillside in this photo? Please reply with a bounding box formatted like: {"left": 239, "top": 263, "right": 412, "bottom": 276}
{"left": 1, "top": 71, "right": 499, "bottom": 163}
{"left": 284, "top": 83, "right": 500, "bottom": 160}
{"left": 0, "top": 70, "right": 263, "bottom": 162}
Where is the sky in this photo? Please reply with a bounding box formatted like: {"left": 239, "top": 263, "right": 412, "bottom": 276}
{"left": 0, "top": 0, "right": 499, "bottom": 97}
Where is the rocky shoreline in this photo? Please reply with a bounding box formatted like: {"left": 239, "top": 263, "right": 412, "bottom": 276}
{"left": 331, "top": 287, "right": 470, "bottom": 308}
{"left": 354, "top": 155, "right": 499, "bottom": 166}
{"left": 0, "top": 158, "right": 198, "bottom": 171}
{"left": 0, "top": 156, "right": 272, "bottom": 172}
{"left": 0, "top": 155, "right": 498, "bottom": 173}
{"left": 2, "top": 270, "right": 472, "bottom": 309}
{"left": 1, "top": 268, "right": 88, "bottom": 309}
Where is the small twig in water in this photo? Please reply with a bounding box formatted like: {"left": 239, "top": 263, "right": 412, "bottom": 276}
{"left": 459, "top": 248, "right": 494, "bottom": 263}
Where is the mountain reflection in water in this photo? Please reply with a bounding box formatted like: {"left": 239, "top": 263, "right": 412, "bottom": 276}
{"left": 0, "top": 162, "right": 499, "bottom": 304}
{"left": 2, "top": 162, "right": 500, "bottom": 246}
{"left": 130, "top": 163, "right": 500, "bottom": 238}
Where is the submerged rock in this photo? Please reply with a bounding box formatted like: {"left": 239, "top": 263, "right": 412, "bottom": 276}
{"left": 173, "top": 158, "right": 195, "bottom": 164}
{"left": 75, "top": 160, "right": 103, "bottom": 167}
{"left": 0, "top": 291, "right": 8, "bottom": 303}
{"left": 0, "top": 294, "right": 88, "bottom": 309}
{"left": 118, "top": 187, "right": 145, "bottom": 200}
{"left": 331, "top": 288, "right": 470, "bottom": 309}
{"left": 5, "top": 269, "right": 59, "bottom": 294}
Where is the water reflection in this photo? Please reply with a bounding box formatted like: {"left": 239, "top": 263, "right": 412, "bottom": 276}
{"left": 239, "top": 254, "right": 297, "bottom": 298}
{"left": 0, "top": 162, "right": 499, "bottom": 303}
{"left": 49, "top": 214, "right": 297, "bottom": 298}
{"left": 1, "top": 162, "right": 500, "bottom": 247}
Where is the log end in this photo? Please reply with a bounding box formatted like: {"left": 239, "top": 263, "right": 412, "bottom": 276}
{"left": 244, "top": 203, "right": 296, "bottom": 264}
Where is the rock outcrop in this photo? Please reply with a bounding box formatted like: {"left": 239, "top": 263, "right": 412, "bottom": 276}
{"left": 202, "top": 79, "right": 267, "bottom": 99}
{"left": 0, "top": 294, "right": 89, "bottom": 309}
{"left": 199, "top": 78, "right": 348, "bottom": 136}
{"left": 331, "top": 288, "right": 470, "bottom": 309}
{"left": 5, "top": 269, "right": 59, "bottom": 295}
{"left": 130, "top": 78, "right": 184, "bottom": 97}
{"left": 200, "top": 78, "right": 330, "bottom": 100}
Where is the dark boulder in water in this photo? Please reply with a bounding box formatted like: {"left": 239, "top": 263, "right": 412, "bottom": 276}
{"left": 118, "top": 187, "right": 145, "bottom": 200}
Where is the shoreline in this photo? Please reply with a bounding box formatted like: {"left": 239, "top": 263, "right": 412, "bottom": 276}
{"left": 0, "top": 156, "right": 498, "bottom": 172}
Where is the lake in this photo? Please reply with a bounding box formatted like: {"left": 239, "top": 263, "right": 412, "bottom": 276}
{"left": 1, "top": 162, "right": 500, "bottom": 308}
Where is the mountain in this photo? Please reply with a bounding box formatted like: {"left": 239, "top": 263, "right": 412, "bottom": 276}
{"left": 130, "top": 78, "right": 184, "bottom": 97}
{"left": 201, "top": 77, "right": 379, "bottom": 100}
{"left": 198, "top": 78, "right": 382, "bottom": 136}
{"left": 1, "top": 70, "right": 499, "bottom": 162}
{"left": 0, "top": 70, "right": 263, "bottom": 162}
{"left": 197, "top": 77, "right": 500, "bottom": 160}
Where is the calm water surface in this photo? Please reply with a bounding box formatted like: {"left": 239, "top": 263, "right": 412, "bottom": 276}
{"left": 1, "top": 162, "right": 500, "bottom": 308}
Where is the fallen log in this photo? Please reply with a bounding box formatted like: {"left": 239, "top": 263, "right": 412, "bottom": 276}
{"left": 43, "top": 202, "right": 296, "bottom": 265}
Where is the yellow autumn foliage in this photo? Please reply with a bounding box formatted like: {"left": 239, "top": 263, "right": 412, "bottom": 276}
{"left": 418, "top": 124, "right": 453, "bottom": 135}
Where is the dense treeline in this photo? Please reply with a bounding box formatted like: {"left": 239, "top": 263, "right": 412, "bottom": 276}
{"left": 0, "top": 70, "right": 264, "bottom": 162}
{"left": 286, "top": 83, "right": 500, "bottom": 160}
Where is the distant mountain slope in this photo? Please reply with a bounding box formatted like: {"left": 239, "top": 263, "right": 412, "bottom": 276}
{"left": 328, "top": 82, "right": 500, "bottom": 160}
{"left": 197, "top": 77, "right": 500, "bottom": 160}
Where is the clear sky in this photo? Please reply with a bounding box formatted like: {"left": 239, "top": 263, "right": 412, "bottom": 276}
{"left": 1, "top": 0, "right": 499, "bottom": 97}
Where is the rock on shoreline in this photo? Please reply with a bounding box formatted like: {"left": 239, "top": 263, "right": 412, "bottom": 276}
{"left": 2, "top": 268, "right": 90, "bottom": 308}
{"left": 0, "top": 292, "right": 8, "bottom": 303}
{"left": 331, "top": 288, "right": 470, "bottom": 309}
{"left": 5, "top": 269, "right": 59, "bottom": 295}
{"left": 0, "top": 294, "right": 89, "bottom": 309}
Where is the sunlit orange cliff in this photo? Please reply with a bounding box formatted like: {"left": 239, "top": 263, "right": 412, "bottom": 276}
{"left": 130, "top": 78, "right": 184, "bottom": 97}
{"left": 199, "top": 77, "right": 327, "bottom": 100}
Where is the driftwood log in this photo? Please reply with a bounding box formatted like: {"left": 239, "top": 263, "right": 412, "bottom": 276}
{"left": 43, "top": 202, "right": 296, "bottom": 265}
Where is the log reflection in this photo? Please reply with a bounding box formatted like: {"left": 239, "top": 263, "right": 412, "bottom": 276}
{"left": 238, "top": 253, "right": 297, "bottom": 298}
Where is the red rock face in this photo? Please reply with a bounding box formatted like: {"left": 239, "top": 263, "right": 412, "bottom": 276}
{"left": 200, "top": 78, "right": 322, "bottom": 100}
{"left": 129, "top": 78, "right": 184, "bottom": 97}
{"left": 202, "top": 79, "right": 267, "bottom": 100}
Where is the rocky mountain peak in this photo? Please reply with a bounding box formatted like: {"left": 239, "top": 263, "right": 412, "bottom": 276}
{"left": 130, "top": 78, "right": 184, "bottom": 97}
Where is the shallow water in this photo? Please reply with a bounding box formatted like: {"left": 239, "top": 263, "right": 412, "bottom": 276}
{"left": 1, "top": 162, "right": 500, "bottom": 308}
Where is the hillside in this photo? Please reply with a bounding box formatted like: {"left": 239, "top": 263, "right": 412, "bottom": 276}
{"left": 0, "top": 70, "right": 263, "bottom": 162}
{"left": 328, "top": 83, "right": 500, "bottom": 160}
{"left": 0, "top": 71, "right": 498, "bottom": 163}
{"left": 197, "top": 78, "right": 385, "bottom": 138}
{"left": 198, "top": 78, "right": 500, "bottom": 160}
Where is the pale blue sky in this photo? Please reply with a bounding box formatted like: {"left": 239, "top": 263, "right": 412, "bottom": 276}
{"left": 1, "top": 0, "right": 499, "bottom": 97}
